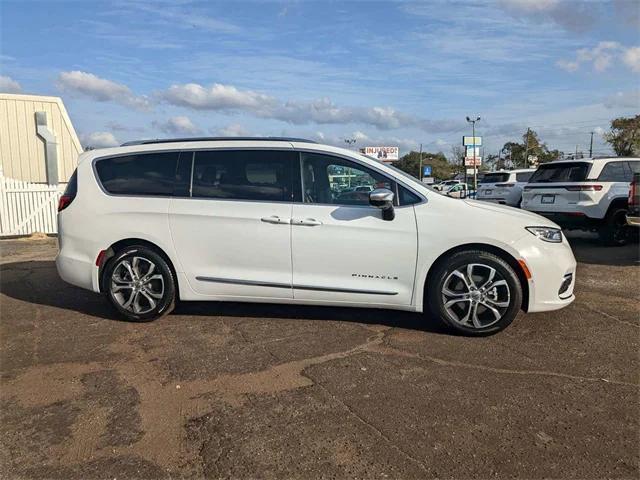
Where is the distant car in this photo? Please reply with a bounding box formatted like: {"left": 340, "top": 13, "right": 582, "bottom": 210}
{"left": 354, "top": 185, "right": 373, "bottom": 192}
{"left": 476, "top": 169, "right": 535, "bottom": 207}
{"left": 434, "top": 179, "right": 460, "bottom": 191}
{"left": 444, "top": 183, "right": 471, "bottom": 198}
{"left": 521, "top": 157, "right": 640, "bottom": 245}
{"left": 627, "top": 172, "right": 639, "bottom": 227}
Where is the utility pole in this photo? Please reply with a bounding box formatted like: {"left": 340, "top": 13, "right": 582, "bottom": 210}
{"left": 418, "top": 143, "right": 423, "bottom": 180}
{"left": 523, "top": 127, "right": 530, "bottom": 169}
{"left": 589, "top": 131, "right": 594, "bottom": 158}
{"left": 466, "top": 116, "right": 481, "bottom": 192}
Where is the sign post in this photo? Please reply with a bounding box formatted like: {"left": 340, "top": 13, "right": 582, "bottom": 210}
{"left": 463, "top": 133, "right": 482, "bottom": 192}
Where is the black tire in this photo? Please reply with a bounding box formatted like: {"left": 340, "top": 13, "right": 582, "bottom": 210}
{"left": 427, "top": 250, "right": 523, "bottom": 336}
{"left": 103, "top": 245, "right": 176, "bottom": 322}
{"left": 598, "top": 207, "right": 629, "bottom": 246}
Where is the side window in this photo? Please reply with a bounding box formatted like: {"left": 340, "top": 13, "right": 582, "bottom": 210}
{"left": 598, "top": 162, "right": 629, "bottom": 182}
{"left": 301, "top": 153, "right": 393, "bottom": 206}
{"left": 95, "top": 152, "right": 179, "bottom": 196}
{"left": 192, "top": 150, "right": 296, "bottom": 202}
{"left": 516, "top": 172, "right": 533, "bottom": 182}
{"left": 398, "top": 185, "right": 421, "bottom": 205}
{"left": 627, "top": 161, "right": 640, "bottom": 175}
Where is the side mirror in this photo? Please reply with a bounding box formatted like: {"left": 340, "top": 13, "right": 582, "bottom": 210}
{"left": 369, "top": 188, "right": 395, "bottom": 221}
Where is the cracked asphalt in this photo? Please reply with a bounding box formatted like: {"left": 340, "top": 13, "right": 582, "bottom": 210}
{"left": 0, "top": 235, "right": 638, "bottom": 479}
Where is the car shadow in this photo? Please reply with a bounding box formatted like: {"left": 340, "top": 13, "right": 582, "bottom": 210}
{"left": 565, "top": 232, "right": 640, "bottom": 267}
{"left": 0, "top": 260, "right": 451, "bottom": 335}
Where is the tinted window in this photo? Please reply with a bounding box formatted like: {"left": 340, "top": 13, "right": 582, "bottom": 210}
{"left": 629, "top": 161, "right": 640, "bottom": 174}
{"left": 398, "top": 185, "right": 421, "bottom": 205}
{"left": 192, "top": 150, "right": 296, "bottom": 202}
{"left": 481, "top": 173, "right": 510, "bottom": 184}
{"left": 598, "top": 161, "right": 630, "bottom": 182}
{"left": 516, "top": 171, "right": 533, "bottom": 182}
{"left": 95, "top": 152, "right": 179, "bottom": 196}
{"left": 529, "top": 162, "right": 590, "bottom": 183}
{"left": 64, "top": 170, "right": 77, "bottom": 196}
{"left": 301, "top": 153, "right": 393, "bottom": 206}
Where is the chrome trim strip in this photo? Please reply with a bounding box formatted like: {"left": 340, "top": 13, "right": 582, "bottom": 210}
{"left": 195, "top": 276, "right": 398, "bottom": 295}
{"left": 196, "top": 277, "right": 291, "bottom": 289}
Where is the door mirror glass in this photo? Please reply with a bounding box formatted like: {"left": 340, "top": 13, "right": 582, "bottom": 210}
{"left": 369, "top": 188, "right": 395, "bottom": 220}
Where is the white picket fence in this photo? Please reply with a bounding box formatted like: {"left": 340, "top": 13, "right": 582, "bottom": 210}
{"left": 0, "top": 175, "right": 63, "bottom": 236}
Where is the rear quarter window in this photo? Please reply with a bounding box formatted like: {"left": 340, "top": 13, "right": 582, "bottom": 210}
{"left": 598, "top": 161, "right": 631, "bottom": 182}
{"left": 95, "top": 152, "right": 180, "bottom": 196}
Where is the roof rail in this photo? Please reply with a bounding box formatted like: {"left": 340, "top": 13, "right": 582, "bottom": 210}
{"left": 120, "top": 136, "right": 317, "bottom": 147}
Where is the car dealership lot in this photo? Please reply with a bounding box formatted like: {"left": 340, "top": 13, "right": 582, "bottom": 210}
{"left": 0, "top": 236, "right": 638, "bottom": 479}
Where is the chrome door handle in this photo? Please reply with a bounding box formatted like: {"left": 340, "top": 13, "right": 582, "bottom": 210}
{"left": 260, "top": 216, "right": 290, "bottom": 225}
{"left": 292, "top": 218, "right": 322, "bottom": 226}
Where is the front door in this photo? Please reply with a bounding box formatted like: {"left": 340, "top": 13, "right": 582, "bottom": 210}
{"left": 169, "top": 149, "right": 297, "bottom": 299}
{"left": 291, "top": 152, "right": 418, "bottom": 306}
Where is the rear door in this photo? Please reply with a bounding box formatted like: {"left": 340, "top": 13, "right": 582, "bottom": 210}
{"left": 521, "top": 162, "right": 592, "bottom": 213}
{"left": 290, "top": 152, "right": 419, "bottom": 306}
{"left": 169, "top": 149, "right": 297, "bottom": 299}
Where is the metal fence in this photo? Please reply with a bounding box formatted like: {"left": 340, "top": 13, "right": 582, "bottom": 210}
{"left": 0, "top": 174, "right": 62, "bottom": 236}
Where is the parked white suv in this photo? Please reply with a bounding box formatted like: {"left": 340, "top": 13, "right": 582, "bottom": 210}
{"left": 477, "top": 169, "right": 535, "bottom": 207}
{"left": 521, "top": 157, "right": 640, "bottom": 245}
{"left": 56, "top": 138, "right": 576, "bottom": 335}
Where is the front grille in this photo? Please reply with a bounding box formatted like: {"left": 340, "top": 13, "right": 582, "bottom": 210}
{"left": 558, "top": 273, "right": 573, "bottom": 296}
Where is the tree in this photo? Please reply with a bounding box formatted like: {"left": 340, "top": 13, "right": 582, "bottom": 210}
{"left": 604, "top": 115, "right": 640, "bottom": 156}
{"left": 500, "top": 129, "right": 562, "bottom": 168}
{"left": 393, "top": 151, "right": 455, "bottom": 180}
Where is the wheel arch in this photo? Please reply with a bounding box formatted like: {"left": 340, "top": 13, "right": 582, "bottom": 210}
{"left": 98, "top": 238, "right": 180, "bottom": 299}
{"left": 421, "top": 242, "right": 530, "bottom": 312}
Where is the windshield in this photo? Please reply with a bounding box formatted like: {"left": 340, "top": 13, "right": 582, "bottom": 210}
{"left": 529, "top": 162, "right": 591, "bottom": 183}
{"left": 381, "top": 162, "right": 426, "bottom": 190}
{"left": 480, "top": 173, "right": 510, "bottom": 184}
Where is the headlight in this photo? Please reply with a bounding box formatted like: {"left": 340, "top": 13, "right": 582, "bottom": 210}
{"left": 526, "top": 226, "right": 563, "bottom": 243}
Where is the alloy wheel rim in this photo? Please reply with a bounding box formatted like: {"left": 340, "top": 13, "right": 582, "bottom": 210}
{"left": 441, "top": 263, "right": 511, "bottom": 329}
{"left": 110, "top": 256, "right": 164, "bottom": 314}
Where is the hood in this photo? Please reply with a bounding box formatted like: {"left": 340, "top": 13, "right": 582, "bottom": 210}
{"left": 463, "top": 199, "right": 560, "bottom": 228}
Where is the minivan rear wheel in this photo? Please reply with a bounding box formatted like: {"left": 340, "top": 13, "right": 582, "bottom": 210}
{"left": 427, "top": 250, "right": 523, "bottom": 336}
{"left": 104, "top": 246, "right": 176, "bottom": 322}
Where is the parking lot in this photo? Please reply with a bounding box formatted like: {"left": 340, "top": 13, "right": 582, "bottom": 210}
{"left": 0, "top": 235, "right": 638, "bottom": 479}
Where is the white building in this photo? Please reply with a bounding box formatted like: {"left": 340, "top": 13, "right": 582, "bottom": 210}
{"left": 0, "top": 93, "right": 83, "bottom": 236}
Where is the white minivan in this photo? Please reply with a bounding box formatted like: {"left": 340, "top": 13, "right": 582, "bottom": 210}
{"left": 56, "top": 138, "right": 576, "bottom": 335}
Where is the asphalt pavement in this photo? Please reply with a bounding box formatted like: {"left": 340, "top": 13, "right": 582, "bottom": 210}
{"left": 0, "top": 235, "right": 638, "bottom": 479}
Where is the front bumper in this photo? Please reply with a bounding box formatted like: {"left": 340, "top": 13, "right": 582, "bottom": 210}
{"left": 515, "top": 234, "right": 577, "bottom": 313}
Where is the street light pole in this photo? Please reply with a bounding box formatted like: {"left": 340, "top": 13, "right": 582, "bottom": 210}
{"left": 466, "top": 116, "right": 481, "bottom": 192}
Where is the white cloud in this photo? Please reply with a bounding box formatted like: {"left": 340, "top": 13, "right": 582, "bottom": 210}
{"left": 622, "top": 46, "right": 640, "bottom": 73}
{"left": 603, "top": 89, "right": 640, "bottom": 109}
{"left": 161, "top": 83, "right": 275, "bottom": 111}
{"left": 57, "top": 71, "right": 151, "bottom": 110}
{"left": 152, "top": 116, "right": 201, "bottom": 135}
{"left": 0, "top": 75, "right": 22, "bottom": 93}
{"left": 216, "top": 123, "right": 250, "bottom": 136}
{"left": 160, "top": 82, "right": 459, "bottom": 133}
{"left": 499, "top": 0, "right": 595, "bottom": 32}
{"left": 80, "top": 131, "right": 119, "bottom": 149}
{"left": 557, "top": 42, "right": 640, "bottom": 73}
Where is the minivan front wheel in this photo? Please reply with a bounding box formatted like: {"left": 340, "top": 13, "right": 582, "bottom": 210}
{"left": 104, "top": 246, "right": 176, "bottom": 322}
{"left": 427, "top": 250, "right": 523, "bottom": 335}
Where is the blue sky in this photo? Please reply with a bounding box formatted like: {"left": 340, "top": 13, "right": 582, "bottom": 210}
{"left": 1, "top": 0, "right": 638, "bottom": 157}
